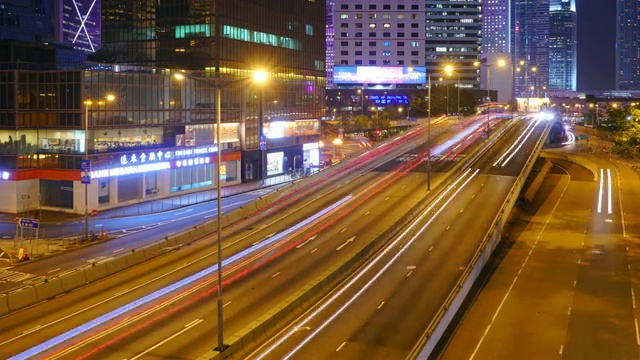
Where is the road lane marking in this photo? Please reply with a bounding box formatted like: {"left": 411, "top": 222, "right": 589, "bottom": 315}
{"left": 573, "top": 280, "right": 577, "bottom": 287}
{"left": 336, "top": 236, "right": 356, "bottom": 251}
{"left": 578, "top": 258, "right": 581, "bottom": 264}
{"left": 130, "top": 319, "right": 203, "bottom": 360}
{"left": 271, "top": 272, "right": 281, "bottom": 278}
{"left": 47, "top": 268, "right": 61, "bottom": 274}
{"left": 614, "top": 167, "right": 627, "bottom": 237}
{"left": 377, "top": 302, "right": 385, "bottom": 309}
{"left": 385, "top": 197, "right": 390, "bottom": 201}
{"left": 341, "top": 228, "right": 346, "bottom": 233}
{"left": 311, "top": 248, "right": 317, "bottom": 254}
{"left": 336, "top": 342, "right": 346, "bottom": 352}
{"left": 253, "top": 232, "right": 276, "bottom": 246}
{"left": 446, "top": 225, "right": 450, "bottom": 231}
{"left": 296, "top": 235, "right": 318, "bottom": 249}
{"left": 460, "top": 208, "right": 464, "bottom": 213}
{"left": 636, "top": 318, "right": 640, "bottom": 345}
{"left": 23, "top": 325, "right": 41, "bottom": 335}
{"left": 607, "top": 169, "right": 612, "bottom": 214}
{"left": 559, "top": 345, "right": 564, "bottom": 355}
{"left": 567, "top": 307, "right": 571, "bottom": 315}
{"left": 365, "top": 211, "right": 370, "bottom": 216}
{"left": 224, "top": 301, "right": 232, "bottom": 307}
{"left": 632, "top": 289, "right": 636, "bottom": 309}
{"left": 429, "top": 245, "right": 434, "bottom": 252}
{"left": 113, "top": 248, "right": 124, "bottom": 253}
{"left": 469, "top": 173, "right": 570, "bottom": 360}
{"left": 598, "top": 169, "right": 604, "bottom": 213}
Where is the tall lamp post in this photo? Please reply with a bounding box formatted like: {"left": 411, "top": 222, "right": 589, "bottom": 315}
{"left": 174, "top": 70, "right": 267, "bottom": 353}
{"left": 444, "top": 64, "right": 461, "bottom": 119}
{"left": 83, "top": 94, "right": 115, "bottom": 240}
{"left": 409, "top": 67, "right": 432, "bottom": 190}
{"left": 476, "top": 59, "right": 507, "bottom": 136}
{"left": 357, "top": 88, "right": 365, "bottom": 115}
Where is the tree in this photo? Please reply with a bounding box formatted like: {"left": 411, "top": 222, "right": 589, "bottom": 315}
{"left": 354, "top": 114, "right": 371, "bottom": 132}
{"left": 612, "top": 121, "right": 640, "bottom": 159}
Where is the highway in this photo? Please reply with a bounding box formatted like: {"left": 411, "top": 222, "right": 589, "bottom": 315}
{"left": 439, "top": 141, "right": 640, "bottom": 360}
{"left": 249, "top": 115, "right": 548, "bottom": 359}
{"left": 0, "top": 115, "right": 482, "bottom": 359}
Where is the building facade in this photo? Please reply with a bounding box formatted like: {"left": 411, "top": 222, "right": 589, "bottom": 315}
{"left": 549, "top": 0, "right": 577, "bottom": 91}
{"left": 0, "top": 0, "right": 54, "bottom": 44}
{"left": 482, "top": 0, "right": 511, "bottom": 54}
{"left": 425, "top": 0, "right": 481, "bottom": 90}
{"left": 327, "top": 0, "right": 336, "bottom": 89}
{"left": 616, "top": 0, "right": 640, "bottom": 90}
{"left": 511, "top": 0, "right": 549, "bottom": 97}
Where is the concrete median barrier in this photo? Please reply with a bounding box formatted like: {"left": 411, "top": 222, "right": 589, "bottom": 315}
{"left": 105, "top": 257, "right": 127, "bottom": 275}
{"left": 84, "top": 262, "right": 108, "bottom": 282}
{"left": 60, "top": 270, "right": 87, "bottom": 292}
{"left": 7, "top": 286, "right": 38, "bottom": 312}
{"left": 34, "top": 277, "right": 64, "bottom": 302}
{"left": 0, "top": 294, "right": 10, "bottom": 317}
{"left": 142, "top": 243, "right": 164, "bottom": 260}
{"left": 124, "top": 249, "right": 146, "bottom": 267}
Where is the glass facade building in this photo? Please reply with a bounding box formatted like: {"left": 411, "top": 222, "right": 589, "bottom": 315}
{"left": 0, "top": 64, "right": 323, "bottom": 214}
{"left": 511, "top": 0, "right": 549, "bottom": 97}
{"left": 549, "top": 0, "right": 577, "bottom": 91}
{"left": 482, "top": 0, "right": 511, "bottom": 54}
{"left": 616, "top": 0, "right": 640, "bottom": 90}
{"left": 425, "top": 0, "right": 481, "bottom": 89}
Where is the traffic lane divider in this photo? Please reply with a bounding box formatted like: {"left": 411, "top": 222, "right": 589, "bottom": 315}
{"left": 7, "top": 286, "right": 38, "bottom": 312}
{"left": 34, "top": 277, "right": 64, "bottom": 302}
{"left": 59, "top": 270, "right": 88, "bottom": 292}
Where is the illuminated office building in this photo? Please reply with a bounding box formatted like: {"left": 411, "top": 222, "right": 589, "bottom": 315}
{"left": 511, "top": 0, "right": 549, "bottom": 97}
{"left": 425, "top": 0, "right": 481, "bottom": 89}
{"left": 549, "top": 0, "right": 577, "bottom": 91}
{"left": 327, "top": 0, "right": 336, "bottom": 89}
{"left": 482, "top": 0, "right": 510, "bottom": 54}
{"left": 0, "top": 0, "right": 326, "bottom": 215}
{"left": 616, "top": 0, "right": 640, "bottom": 90}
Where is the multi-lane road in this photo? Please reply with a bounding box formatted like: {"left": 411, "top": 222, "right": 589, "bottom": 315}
{"left": 440, "top": 134, "right": 640, "bottom": 360}
{"left": 0, "top": 114, "right": 548, "bottom": 360}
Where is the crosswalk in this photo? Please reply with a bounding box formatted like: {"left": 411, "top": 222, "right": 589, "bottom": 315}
{"left": 0, "top": 269, "right": 44, "bottom": 284}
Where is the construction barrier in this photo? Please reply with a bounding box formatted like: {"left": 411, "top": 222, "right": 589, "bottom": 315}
{"left": 0, "top": 294, "right": 10, "bottom": 317}
{"left": 105, "top": 257, "right": 127, "bottom": 275}
{"left": 59, "top": 270, "right": 87, "bottom": 292}
{"left": 34, "top": 278, "right": 64, "bottom": 302}
{"left": 83, "top": 262, "right": 109, "bottom": 283}
{"left": 7, "top": 286, "right": 38, "bottom": 312}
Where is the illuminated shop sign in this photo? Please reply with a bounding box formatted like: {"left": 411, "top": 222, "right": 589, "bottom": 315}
{"left": 92, "top": 162, "right": 172, "bottom": 179}
{"left": 175, "top": 146, "right": 218, "bottom": 158}
{"left": 120, "top": 150, "right": 172, "bottom": 165}
{"left": 333, "top": 66, "right": 427, "bottom": 84}
{"left": 369, "top": 94, "right": 410, "bottom": 105}
{"left": 303, "top": 142, "right": 319, "bottom": 150}
{"left": 220, "top": 164, "right": 226, "bottom": 181}
{"left": 176, "top": 157, "right": 211, "bottom": 168}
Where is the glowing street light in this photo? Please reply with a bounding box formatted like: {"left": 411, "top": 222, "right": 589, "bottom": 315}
{"left": 174, "top": 69, "right": 267, "bottom": 353}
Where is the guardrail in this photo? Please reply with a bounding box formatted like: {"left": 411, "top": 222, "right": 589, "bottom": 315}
{"left": 406, "top": 121, "right": 552, "bottom": 360}
{"left": 199, "top": 117, "right": 523, "bottom": 360}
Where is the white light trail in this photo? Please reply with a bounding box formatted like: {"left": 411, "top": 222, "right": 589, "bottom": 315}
{"left": 256, "top": 168, "right": 479, "bottom": 360}
{"left": 607, "top": 168, "right": 612, "bottom": 214}
{"left": 497, "top": 120, "right": 541, "bottom": 167}
{"left": 598, "top": 168, "right": 604, "bottom": 213}
{"left": 9, "top": 194, "right": 354, "bottom": 360}
{"left": 493, "top": 119, "right": 539, "bottom": 167}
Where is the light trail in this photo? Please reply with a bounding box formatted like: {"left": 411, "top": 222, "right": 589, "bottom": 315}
{"left": 255, "top": 168, "right": 479, "bottom": 360}
{"left": 607, "top": 168, "right": 612, "bottom": 214}
{"left": 598, "top": 168, "right": 604, "bottom": 213}
{"left": 493, "top": 119, "right": 541, "bottom": 167}
{"left": 9, "top": 194, "right": 353, "bottom": 360}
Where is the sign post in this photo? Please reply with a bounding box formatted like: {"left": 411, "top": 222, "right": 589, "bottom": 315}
{"left": 81, "top": 159, "right": 91, "bottom": 240}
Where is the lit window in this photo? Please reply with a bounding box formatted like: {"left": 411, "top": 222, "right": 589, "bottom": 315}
{"left": 383, "top": 23, "right": 391, "bottom": 28}
{"left": 369, "top": 23, "right": 376, "bottom": 28}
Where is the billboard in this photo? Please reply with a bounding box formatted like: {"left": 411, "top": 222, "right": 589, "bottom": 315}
{"left": 333, "top": 66, "right": 427, "bottom": 85}
{"left": 62, "top": 0, "right": 102, "bottom": 53}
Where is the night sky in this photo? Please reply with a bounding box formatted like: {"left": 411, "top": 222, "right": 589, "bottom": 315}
{"left": 576, "top": 0, "right": 616, "bottom": 91}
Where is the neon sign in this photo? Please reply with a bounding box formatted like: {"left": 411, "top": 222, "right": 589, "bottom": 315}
{"left": 120, "top": 150, "right": 172, "bottom": 165}
{"left": 176, "top": 157, "right": 211, "bottom": 167}
{"left": 91, "top": 162, "right": 171, "bottom": 179}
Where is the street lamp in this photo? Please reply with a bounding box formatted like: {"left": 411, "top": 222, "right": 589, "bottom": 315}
{"left": 174, "top": 70, "right": 267, "bottom": 353}
{"left": 357, "top": 88, "right": 364, "bottom": 115}
{"left": 476, "top": 59, "right": 507, "bottom": 136}
{"left": 332, "top": 137, "right": 343, "bottom": 161}
{"left": 83, "top": 94, "right": 115, "bottom": 240}
{"left": 444, "top": 64, "right": 461, "bottom": 119}
{"left": 409, "top": 67, "right": 432, "bottom": 191}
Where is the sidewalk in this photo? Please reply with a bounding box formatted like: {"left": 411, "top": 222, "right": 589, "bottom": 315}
{"left": 0, "top": 173, "right": 296, "bottom": 225}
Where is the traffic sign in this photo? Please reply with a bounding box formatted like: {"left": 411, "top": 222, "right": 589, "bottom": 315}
{"left": 91, "top": 209, "right": 99, "bottom": 217}
{"left": 12, "top": 217, "right": 19, "bottom": 224}
{"left": 81, "top": 159, "right": 91, "bottom": 184}
{"left": 259, "top": 135, "right": 267, "bottom": 151}
{"left": 407, "top": 117, "right": 417, "bottom": 122}
{"left": 18, "top": 218, "right": 39, "bottom": 229}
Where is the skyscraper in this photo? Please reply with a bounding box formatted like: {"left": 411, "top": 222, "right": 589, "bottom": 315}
{"left": 327, "top": 0, "right": 335, "bottom": 89}
{"left": 549, "top": 0, "right": 577, "bottom": 91}
{"left": 482, "top": 0, "right": 511, "bottom": 54}
{"left": 511, "top": 0, "right": 549, "bottom": 97}
{"left": 425, "top": 0, "right": 481, "bottom": 89}
{"left": 616, "top": 0, "right": 640, "bottom": 90}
